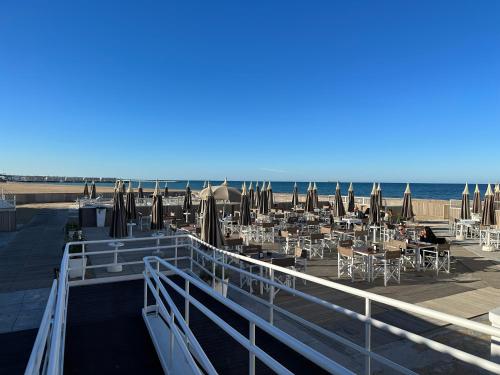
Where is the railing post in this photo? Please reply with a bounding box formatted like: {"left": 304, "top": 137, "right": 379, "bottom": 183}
{"left": 249, "top": 322, "right": 255, "bottom": 375}
{"left": 365, "top": 297, "right": 372, "bottom": 375}
{"left": 155, "top": 260, "right": 160, "bottom": 317}
{"left": 175, "top": 236, "right": 178, "bottom": 267}
{"left": 212, "top": 248, "right": 216, "bottom": 288}
{"left": 269, "top": 269, "right": 274, "bottom": 325}
{"left": 490, "top": 307, "right": 500, "bottom": 364}
{"left": 169, "top": 309, "right": 175, "bottom": 371}
{"left": 144, "top": 269, "right": 148, "bottom": 310}
{"left": 221, "top": 253, "right": 225, "bottom": 282}
{"left": 185, "top": 279, "right": 190, "bottom": 328}
{"left": 190, "top": 240, "right": 193, "bottom": 272}
{"left": 81, "top": 243, "right": 85, "bottom": 281}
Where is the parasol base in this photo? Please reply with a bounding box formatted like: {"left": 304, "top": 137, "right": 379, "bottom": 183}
{"left": 482, "top": 245, "right": 495, "bottom": 252}
{"left": 107, "top": 264, "right": 123, "bottom": 273}
{"left": 456, "top": 235, "right": 465, "bottom": 241}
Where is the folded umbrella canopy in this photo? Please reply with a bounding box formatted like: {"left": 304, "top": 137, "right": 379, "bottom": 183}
{"left": 460, "top": 183, "right": 471, "bottom": 220}
{"left": 369, "top": 183, "right": 380, "bottom": 224}
{"left": 248, "top": 181, "right": 255, "bottom": 209}
{"left": 164, "top": 182, "right": 169, "bottom": 198}
{"left": 109, "top": 181, "right": 128, "bottom": 238}
{"left": 334, "top": 182, "right": 346, "bottom": 218}
{"left": 347, "top": 182, "right": 355, "bottom": 213}
{"left": 150, "top": 181, "right": 164, "bottom": 230}
{"left": 83, "top": 181, "right": 89, "bottom": 197}
{"left": 495, "top": 184, "right": 500, "bottom": 203}
{"left": 90, "top": 181, "right": 97, "bottom": 199}
{"left": 125, "top": 181, "right": 137, "bottom": 222}
{"left": 259, "top": 181, "right": 269, "bottom": 214}
{"left": 401, "top": 183, "right": 414, "bottom": 221}
{"left": 481, "top": 184, "right": 495, "bottom": 226}
{"left": 183, "top": 181, "right": 192, "bottom": 212}
{"left": 121, "top": 180, "right": 126, "bottom": 194}
{"left": 137, "top": 180, "right": 144, "bottom": 199}
{"left": 305, "top": 182, "right": 314, "bottom": 212}
{"left": 201, "top": 182, "right": 224, "bottom": 248}
{"left": 255, "top": 181, "right": 261, "bottom": 211}
{"left": 472, "top": 184, "right": 481, "bottom": 214}
{"left": 267, "top": 181, "right": 274, "bottom": 210}
{"left": 239, "top": 182, "right": 251, "bottom": 226}
{"left": 291, "top": 182, "right": 299, "bottom": 208}
{"left": 376, "top": 183, "right": 383, "bottom": 210}
{"left": 312, "top": 182, "right": 319, "bottom": 209}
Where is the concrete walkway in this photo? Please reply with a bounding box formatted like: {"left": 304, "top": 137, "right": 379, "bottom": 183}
{"left": 0, "top": 207, "right": 68, "bottom": 334}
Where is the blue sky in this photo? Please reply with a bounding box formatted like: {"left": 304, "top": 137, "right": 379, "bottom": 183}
{"left": 0, "top": 1, "right": 499, "bottom": 183}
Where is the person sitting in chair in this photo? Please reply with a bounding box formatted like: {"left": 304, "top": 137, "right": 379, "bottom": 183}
{"left": 353, "top": 206, "right": 365, "bottom": 219}
{"left": 419, "top": 226, "right": 438, "bottom": 244}
{"left": 393, "top": 225, "right": 409, "bottom": 241}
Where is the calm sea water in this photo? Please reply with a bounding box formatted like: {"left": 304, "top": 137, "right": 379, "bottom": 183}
{"left": 57, "top": 181, "right": 491, "bottom": 200}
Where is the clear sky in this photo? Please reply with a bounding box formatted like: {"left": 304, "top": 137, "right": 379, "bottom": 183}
{"left": 0, "top": 1, "right": 499, "bottom": 183}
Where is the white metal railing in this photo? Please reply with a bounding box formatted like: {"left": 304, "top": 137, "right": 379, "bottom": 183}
{"left": 25, "top": 280, "right": 58, "bottom": 375}
{"left": 28, "top": 233, "right": 500, "bottom": 375}
{"left": 144, "top": 255, "right": 353, "bottom": 375}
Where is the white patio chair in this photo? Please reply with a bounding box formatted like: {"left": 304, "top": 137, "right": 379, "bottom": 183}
{"left": 371, "top": 249, "right": 402, "bottom": 286}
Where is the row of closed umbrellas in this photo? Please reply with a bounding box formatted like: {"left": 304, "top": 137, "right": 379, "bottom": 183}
{"left": 460, "top": 183, "right": 498, "bottom": 226}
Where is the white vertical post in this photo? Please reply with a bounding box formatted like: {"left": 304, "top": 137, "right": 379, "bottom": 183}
{"left": 212, "top": 248, "right": 216, "bottom": 288}
{"left": 185, "top": 279, "right": 190, "bottom": 327}
{"left": 269, "top": 269, "right": 274, "bottom": 325}
{"left": 249, "top": 322, "right": 256, "bottom": 375}
{"left": 81, "top": 243, "right": 85, "bottom": 281}
{"left": 490, "top": 307, "right": 500, "bottom": 363}
{"left": 155, "top": 260, "right": 160, "bottom": 317}
{"left": 365, "top": 297, "right": 372, "bottom": 375}
{"left": 175, "top": 236, "right": 178, "bottom": 267}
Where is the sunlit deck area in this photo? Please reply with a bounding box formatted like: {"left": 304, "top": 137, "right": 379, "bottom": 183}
{"left": 16, "top": 221, "right": 500, "bottom": 374}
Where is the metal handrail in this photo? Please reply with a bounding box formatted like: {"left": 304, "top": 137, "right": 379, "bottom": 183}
{"left": 25, "top": 280, "right": 58, "bottom": 375}
{"left": 30, "top": 234, "right": 500, "bottom": 375}
{"left": 145, "top": 256, "right": 353, "bottom": 375}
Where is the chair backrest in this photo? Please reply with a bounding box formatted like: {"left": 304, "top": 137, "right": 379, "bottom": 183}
{"left": 294, "top": 246, "right": 306, "bottom": 258}
{"left": 385, "top": 249, "right": 401, "bottom": 260}
{"left": 320, "top": 225, "right": 332, "bottom": 234}
{"left": 241, "top": 245, "right": 262, "bottom": 255}
{"left": 310, "top": 233, "right": 324, "bottom": 242}
{"left": 287, "top": 216, "right": 298, "bottom": 224}
{"left": 354, "top": 230, "right": 368, "bottom": 238}
{"left": 271, "top": 257, "right": 296, "bottom": 268}
{"left": 338, "top": 245, "right": 353, "bottom": 258}
{"left": 260, "top": 222, "right": 274, "bottom": 228}
{"left": 338, "top": 239, "right": 353, "bottom": 248}
{"left": 386, "top": 239, "right": 406, "bottom": 250}
{"left": 437, "top": 241, "right": 450, "bottom": 251}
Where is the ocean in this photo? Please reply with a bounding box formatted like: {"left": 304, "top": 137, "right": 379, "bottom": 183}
{"left": 54, "top": 181, "right": 493, "bottom": 201}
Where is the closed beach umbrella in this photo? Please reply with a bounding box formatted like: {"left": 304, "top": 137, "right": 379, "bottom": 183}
{"left": 495, "top": 184, "right": 500, "bottom": 202}
{"left": 259, "top": 181, "right": 269, "bottom": 214}
{"left": 376, "top": 183, "right": 383, "bottom": 210}
{"left": 201, "top": 183, "right": 224, "bottom": 248}
{"left": 109, "top": 181, "right": 128, "bottom": 238}
{"left": 83, "top": 181, "right": 89, "bottom": 197}
{"left": 248, "top": 182, "right": 255, "bottom": 209}
{"left": 481, "top": 184, "right": 495, "bottom": 226}
{"left": 183, "top": 182, "right": 192, "bottom": 212}
{"left": 267, "top": 181, "right": 274, "bottom": 210}
{"left": 150, "top": 181, "right": 164, "bottom": 230}
{"left": 164, "top": 182, "right": 169, "bottom": 198}
{"left": 255, "top": 182, "right": 261, "bottom": 210}
{"left": 460, "top": 183, "right": 471, "bottom": 220}
{"left": 347, "top": 183, "right": 355, "bottom": 212}
{"left": 369, "top": 183, "right": 380, "bottom": 224}
{"left": 305, "top": 182, "right": 314, "bottom": 212}
{"left": 137, "top": 180, "right": 144, "bottom": 199}
{"left": 312, "top": 182, "right": 319, "bottom": 209}
{"left": 125, "top": 181, "right": 137, "bottom": 222}
{"left": 90, "top": 181, "right": 97, "bottom": 199}
{"left": 121, "top": 180, "right": 126, "bottom": 194}
{"left": 401, "top": 183, "right": 414, "bottom": 221}
{"left": 239, "top": 182, "right": 251, "bottom": 226}
{"left": 472, "top": 184, "right": 481, "bottom": 214}
{"left": 291, "top": 182, "right": 299, "bottom": 207}
{"left": 334, "top": 182, "right": 346, "bottom": 218}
